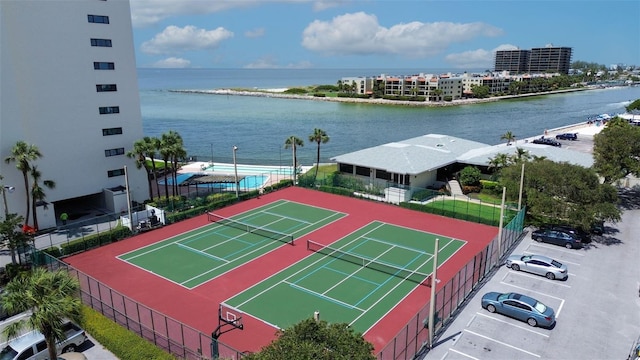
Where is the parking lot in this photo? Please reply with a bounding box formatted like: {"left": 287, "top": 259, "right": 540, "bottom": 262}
{"left": 424, "top": 207, "right": 640, "bottom": 360}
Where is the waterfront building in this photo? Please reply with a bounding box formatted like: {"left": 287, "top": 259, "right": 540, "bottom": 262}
{"left": 495, "top": 46, "right": 572, "bottom": 75}
{"left": 494, "top": 49, "right": 530, "bottom": 73}
{"left": 0, "top": 0, "right": 147, "bottom": 229}
{"left": 529, "top": 46, "right": 572, "bottom": 74}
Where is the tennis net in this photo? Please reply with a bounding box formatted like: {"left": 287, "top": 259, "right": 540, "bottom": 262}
{"left": 307, "top": 239, "right": 430, "bottom": 285}
{"left": 208, "top": 212, "right": 294, "bottom": 245}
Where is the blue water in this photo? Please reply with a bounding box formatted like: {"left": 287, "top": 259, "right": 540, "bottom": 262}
{"left": 138, "top": 68, "right": 640, "bottom": 166}
{"left": 203, "top": 164, "right": 294, "bottom": 176}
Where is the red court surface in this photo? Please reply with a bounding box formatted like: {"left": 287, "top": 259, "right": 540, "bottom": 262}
{"left": 66, "top": 187, "right": 498, "bottom": 355}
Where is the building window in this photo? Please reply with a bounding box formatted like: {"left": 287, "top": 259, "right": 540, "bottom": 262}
{"left": 375, "top": 169, "right": 391, "bottom": 180}
{"left": 339, "top": 163, "right": 353, "bottom": 174}
{"left": 355, "top": 166, "right": 370, "bottom": 177}
{"left": 90, "top": 38, "right": 112, "bottom": 47}
{"left": 99, "top": 106, "right": 119, "bottom": 114}
{"left": 108, "top": 168, "right": 125, "bottom": 177}
{"left": 94, "top": 62, "right": 115, "bottom": 70}
{"left": 88, "top": 15, "right": 109, "bottom": 24}
{"left": 102, "top": 127, "right": 123, "bottom": 136}
{"left": 105, "top": 148, "right": 125, "bottom": 157}
{"left": 96, "top": 84, "right": 117, "bottom": 92}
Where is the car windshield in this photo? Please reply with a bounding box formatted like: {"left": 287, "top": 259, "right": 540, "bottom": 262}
{"left": 0, "top": 346, "right": 18, "bottom": 360}
{"left": 533, "top": 301, "right": 547, "bottom": 313}
{"left": 551, "top": 260, "right": 563, "bottom": 268}
{"left": 498, "top": 293, "right": 510, "bottom": 301}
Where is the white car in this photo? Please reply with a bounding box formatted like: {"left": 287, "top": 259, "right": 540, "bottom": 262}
{"left": 506, "top": 254, "right": 568, "bottom": 280}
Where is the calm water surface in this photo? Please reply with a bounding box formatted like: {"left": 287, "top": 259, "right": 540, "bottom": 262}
{"left": 138, "top": 68, "right": 640, "bottom": 166}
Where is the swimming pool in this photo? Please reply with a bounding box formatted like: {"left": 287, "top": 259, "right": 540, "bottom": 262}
{"left": 159, "top": 174, "right": 267, "bottom": 189}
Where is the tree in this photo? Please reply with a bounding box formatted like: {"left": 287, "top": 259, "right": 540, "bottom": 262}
{"left": 0, "top": 213, "right": 31, "bottom": 264}
{"left": 626, "top": 98, "right": 640, "bottom": 112}
{"left": 159, "top": 131, "right": 184, "bottom": 199}
{"left": 459, "top": 166, "right": 481, "bottom": 186}
{"left": 308, "top": 128, "right": 330, "bottom": 178}
{"left": 592, "top": 117, "right": 640, "bottom": 184}
{"left": 511, "top": 147, "right": 531, "bottom": 164}
{"left": 127, "top": 137, "right": 157, "bottom": 200}
{"left": 4, "top": 141, "right": 42, "bottom": 227}
{"left": 244, "top": 317, "right": 375, "bottom": 360}
{"left": 29, "top": 165, "right": 55, "bottom": 231}
{"left": 1, "top": 268, "right": 83, "bottom": 360}
{"left": 284, "top": 136, "right": 304, "bottom": 183}
{"left": 500, "top": 131, "right": 516, "bottom": 146}
{"left": 470, "top": 84, "right": 490, "bottom": 99}
{"left": 499, "top": 159, "right": 621, "bottom": 231}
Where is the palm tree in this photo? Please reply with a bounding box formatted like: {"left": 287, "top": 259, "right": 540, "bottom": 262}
{"left": 511, "top": 147, "right": 531, "bottom": 164}
{"left": 1, "top": 267, "right": 83, "bottom": 360}
{"left": 127, "top": 137, "right": 157, "bottom": 200}
{"left": 4, "top": 141, "right": 42, "bottom": 227}
{"left": 159, "top": 131, "right": 182, "bottom": 199}
{"left": 500, "top": 131, "right": 516, "bottom": 146}
{"left": 487, "top": 153, "right": 510, "bottom": 173}
{"left": 29, "top": 165, "right": 55, "bottom": 231}
{"left": 0, "top": 213, "right": 30, "bottom": 264}
{"left": 308, "top": 128, "right": 329, "bottom": 178}
{"left": 170, "top": 143, "right": 187, "bottom": 197}
{"left": 284, "top": 136, "right": 304, "bottom": 183}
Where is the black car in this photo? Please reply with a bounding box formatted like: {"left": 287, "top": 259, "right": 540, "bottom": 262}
{"left": 531, "top": 228, "right": 582, "bottom": 249}
{"left": 555, "top": 132, "right": 578, "bottom": 141}
{"left": 532, "top": 137, "right": 562, "bottom": 147}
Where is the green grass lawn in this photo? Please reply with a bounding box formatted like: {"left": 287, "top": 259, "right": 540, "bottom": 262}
{"left": 425, "top": 199, "right": 516, "bottom": 225}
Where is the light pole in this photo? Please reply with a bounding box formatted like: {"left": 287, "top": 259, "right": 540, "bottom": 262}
{"left": 210, "top": 143, "right": 214, "bottom": 169}
{"left": 2, "top": 185, "right": 15, "bottom": 217}
{"left": 232, "top": 146, "right": 239, "bottom": 198}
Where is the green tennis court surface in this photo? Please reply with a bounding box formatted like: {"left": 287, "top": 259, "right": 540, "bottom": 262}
{"left": 118, "top": 200, "right": 346, "bottom": 289}
{"left": 224, "top": 221, "right": 465, "bottom": 333}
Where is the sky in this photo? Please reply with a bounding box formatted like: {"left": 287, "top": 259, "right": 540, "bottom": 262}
{"left": 130, "top": 0, "right": 640, "bottom": 70}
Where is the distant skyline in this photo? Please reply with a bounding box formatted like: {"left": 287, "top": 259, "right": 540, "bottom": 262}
{"left": 130, "top": 0, "right": 640, "bottom": 70}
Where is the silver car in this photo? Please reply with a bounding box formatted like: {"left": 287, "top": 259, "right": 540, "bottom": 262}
{"left": 506, "top": 254, "right": 568, "bottom": 280}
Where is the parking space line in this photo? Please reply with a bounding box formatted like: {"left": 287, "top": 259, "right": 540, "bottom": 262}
{"left": 527, "top": 243, "right": 585, "bottom": 256}
{"left": 447, "top": 347, "right": 479, "bottom": 360}
{"left": 500, "top": 282, "right": 566, "bottom": 318}
{"left": 466, "top": 314, "right": 477, "bottom": 327}
{"left": 502, "top": 270, "right": 572, "bottom": 288}
{"left": 463, "top": 329, "right": 541, "bottom": 358}
{"left": 475, "top": 312, "right": 550, "bottom": 337}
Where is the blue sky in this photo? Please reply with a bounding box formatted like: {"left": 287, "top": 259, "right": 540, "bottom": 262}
{"left": 130, "top": 0, "right": 640, "bottom": 70}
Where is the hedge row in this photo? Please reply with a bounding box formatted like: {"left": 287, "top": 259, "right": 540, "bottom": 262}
{"left": 82, "top": 306, "right": 176, "bottom": 360}
{"left": 57, "top": 226, "right": 132, "bottom": 256}
{"left": 399, "top": 201, "right": 500, "bottom": 226}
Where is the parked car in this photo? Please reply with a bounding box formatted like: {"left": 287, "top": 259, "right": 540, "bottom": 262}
{"left": 548, "top": 225, "right": 591, "bottom": 243}
{"left": 555, "top": 132, "right": 578, "bottom": 140}
{"left": 0, "top": 321, "right": 87, "bottom": 360}
{"left": 531, "top": 228, "right": 583, "bottom": 249}
{"left": 532, "top": 137, "right": 562, "bottom": 147}
{"left": 506, "top": 254, "right": 568, "bottom": 280}
{"left": 481, "top": 292, "right": 556, "bottom": 328}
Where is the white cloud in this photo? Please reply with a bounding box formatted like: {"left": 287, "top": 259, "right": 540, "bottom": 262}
{"left": 445, "top": 44, "right": 520, "bottom": 69}
{"left": 244, "top": 56, "right": 313, "bottom": 69}
{"left": 151, "top": 57, "right": 192, "bottom": 68}
{"left": 130, "top": 0, "right": 258, "bottom": 27}
{"left": 312, "top": 0, "right": 348, "bottom": 11}
{"left": 141, "top": 25, "right": 234, "bottom": 55}
{"left": 301, "top": 12, "right": 503, "bottom": 58}
{"left": 245, "top": 28, "right": 265, "bottom": 38}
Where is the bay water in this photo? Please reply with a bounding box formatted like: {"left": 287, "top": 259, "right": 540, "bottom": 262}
{"left": 138, "top": 68, "right": 640, "bottom": 166}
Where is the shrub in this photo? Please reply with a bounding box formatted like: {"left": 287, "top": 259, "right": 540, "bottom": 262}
{"left": 462, "top": 185, "right": 482, "bottom": 194}
{"left": 82, "top": 306, "right": 176, "bottom": 360}
{"left": 458, "top": 166, "right": 481, "bottom": 186}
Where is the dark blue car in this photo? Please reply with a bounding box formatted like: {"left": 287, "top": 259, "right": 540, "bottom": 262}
{"left": 555, "top": 132, "right": 578, "bottom": 140}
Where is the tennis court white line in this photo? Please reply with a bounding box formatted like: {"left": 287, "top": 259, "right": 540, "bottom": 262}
{"left": 284, "top": 281, "right": 365, "bottom": 312}
{"left": 261, "top": 210, "right": 313, "bottom": 225}
{"left": 176, "top": 243, "right": 229, "bottom": 263}
{"left": 231, "top": 223, "right": 389, "bottom": 308}
{"left": 349, "top": 249, "right": 435, "bottom": 328}
{"left": 362, "top": 236, "right": 433, "bottom": 256}
{"left": 322, "top": 244, "right": 397, "bottom": 296}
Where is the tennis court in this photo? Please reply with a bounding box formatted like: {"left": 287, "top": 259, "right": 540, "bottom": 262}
{"left": 118, "top": 200, "right": 346, "bottom": 289}
{"left": 224, "top": 221, "right": 465, "bottom": 333}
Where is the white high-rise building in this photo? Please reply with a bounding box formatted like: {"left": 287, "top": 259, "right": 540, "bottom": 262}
{"left": 0, "top": 0, "right": 147, "bottom": 229}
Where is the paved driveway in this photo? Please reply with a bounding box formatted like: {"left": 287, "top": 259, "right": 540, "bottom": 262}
{"left": 424, "top": 207, "right": 640, "bottom": 360}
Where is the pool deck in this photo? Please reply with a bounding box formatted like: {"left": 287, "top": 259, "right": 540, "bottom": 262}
{"left": 178, "top": 162, "right": 313, "bottom": 188}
